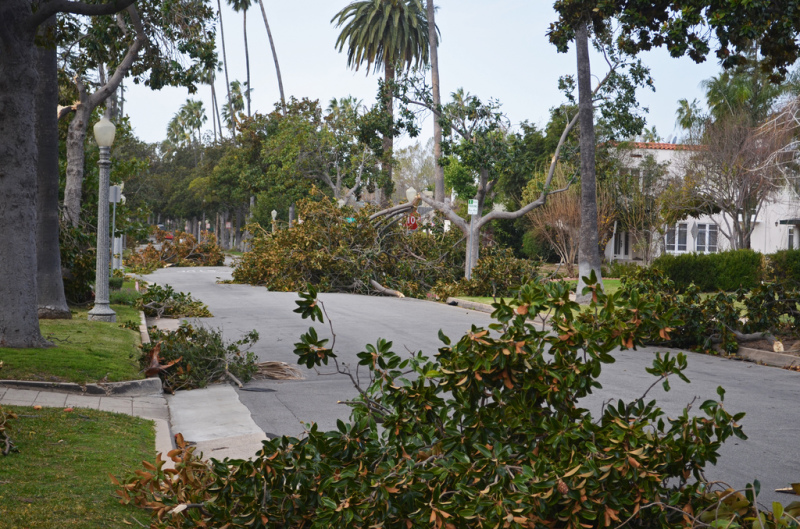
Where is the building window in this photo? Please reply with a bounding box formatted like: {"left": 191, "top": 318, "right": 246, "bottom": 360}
{"left": 665, "top": 223, "right": 687, "bottom": 253}
{"left": 790, "top": 227, "right": 795, "bottom": 250}
{"left": 696, "top": 223, "right": 718, "bottom": 253}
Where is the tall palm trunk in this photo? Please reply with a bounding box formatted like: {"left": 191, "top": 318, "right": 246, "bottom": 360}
{"left": 575, "top": 19, "right": 603, "bottom": 300}
{"left": 243, "top": 9, "right": 251, "bottom": 117}
{"left": 426, "top": 0, "right": 444, "bottom": 202}
{"left": 35, "top": 18, "right": 71, "bottom": 319}
{"left": 257, "top": 0, "right": 285, "bottom": 114}
{"left": 217, "top": 0, "right": 234, "bottom": 134}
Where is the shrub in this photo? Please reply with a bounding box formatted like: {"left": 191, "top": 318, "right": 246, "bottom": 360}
{"left": 109, "top": 277, "right": 124, "bottom": 291}
{"left": 768, "top": 249, "right": 800, "bottom": 286}
{"left": 141, "top": 324, "right": 259, "bottom": 392}
{"left": 434, "top": 248, "right": 540, "bottom": 299}
{"left": 652, "top": 250, "right": 761, "bottom": 292}
{"left": 109, "top": 288, "right": 141, "bottom": 306}
{"left": 714, "top": 250, "right": 763, "bottom": 291}
{"left": 122, "top": 280, "right": 762, "bottom": 529}
{"left": 127, "top": 230, "right": 224, "bottom": 273}
{"left": 137, "top": 284, "right": 212, "bottom": 318}
{"left": 60, "top": 222, "right": 96, "bottom": 304}
{"left": 602, "top": 260, "right": 641, "bottom": 279}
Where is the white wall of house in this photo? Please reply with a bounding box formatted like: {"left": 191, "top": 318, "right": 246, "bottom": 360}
{"left": 604, "top": 142, "right": 800, "bottom": 263}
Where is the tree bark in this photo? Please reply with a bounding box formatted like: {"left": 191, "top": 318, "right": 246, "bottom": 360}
{"left": 62, "top": 5, "right": 145, "bottom": 226}
{"left": 257, "top": 0, "right": 286, "bottom": 114}
{"left": 63, "top": 95, "right": 91, "bottom": 227}
{"left": 426, "top": 0, "right": 444, "bottom": 203}
{"left": 575, "top": 20, "right": 604, "bottom": 301}
{"left": 35, "top": 21, "right": 71, "bottom": 319}
{"left": 0, "top": 0, "right": 50, "bottom": 347}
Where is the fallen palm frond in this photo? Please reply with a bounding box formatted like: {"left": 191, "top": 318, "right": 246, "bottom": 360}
{"left": 254, "top": 361, "right": 304, "bottom": 380}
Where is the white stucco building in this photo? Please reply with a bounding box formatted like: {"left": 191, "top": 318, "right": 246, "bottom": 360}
{"left": 604, "top": 142, "right": 800, "bottom": 263}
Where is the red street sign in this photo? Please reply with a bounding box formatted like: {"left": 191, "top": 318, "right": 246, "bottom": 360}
{"left": 406, "top": 214, "right": 419, "bottom": 231}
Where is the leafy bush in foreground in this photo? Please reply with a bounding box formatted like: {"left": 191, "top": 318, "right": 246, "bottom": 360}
{"left": 121, "top": 278, "right": 770, "bottom": 529}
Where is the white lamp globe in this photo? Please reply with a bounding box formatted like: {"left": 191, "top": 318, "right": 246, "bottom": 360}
{"left": 93, "top": 116, "right": 116, "bottom": 147}
{"left": 405, "top": 187, "right": 417, "bottom": 203}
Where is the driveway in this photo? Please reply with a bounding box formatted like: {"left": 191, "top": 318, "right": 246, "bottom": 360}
{"left": 142, "top": 265, "right": 800, "bottom": 505}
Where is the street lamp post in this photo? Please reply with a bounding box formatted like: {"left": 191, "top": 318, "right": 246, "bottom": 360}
{"left": 88, "top": 114, "right": 117, "bottom": 322}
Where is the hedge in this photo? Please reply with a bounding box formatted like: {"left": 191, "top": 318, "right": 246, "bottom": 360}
{"left": 652, "top": 249, "right": 762, "bottom": 292}
{"left": 768, "top": 249, "right": 800, "bottom": 285}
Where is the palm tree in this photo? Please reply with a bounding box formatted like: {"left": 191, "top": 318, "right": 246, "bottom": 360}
{"left": 221, "top": 80, "right": 245, "bottom": 132}
{"left": 229, "top": 0, "right": 253, "bottom": 117}
{"left": 256, "top": 0, "right": 286, "bottom": 114}
{"left": 216, "top": 0, "right": 234, "bottom": 135}
{"left": 426, "top": 0, "right": 444, "bottom": 203}
{"left": 332, "top": 0, "right": 433, "bottom": 200}
{"left": 181, "top": 99, "right": 207, "bottom": 144}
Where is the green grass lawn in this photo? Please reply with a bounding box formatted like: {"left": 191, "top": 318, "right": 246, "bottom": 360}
{"left": 0, "top": 406, "right": 154, "bottom": 528}
{"left": 0, "top": 305, "right": 143, "bottom": 383}
{"left": 458, "top": 279, "right": 623, "bottom": 306}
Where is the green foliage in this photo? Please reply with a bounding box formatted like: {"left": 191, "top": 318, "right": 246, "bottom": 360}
{"left": 137, "top": 284, "right": 212, "bottom": 319}
{"left": 434, "top": 247, "right": 540, "bottom": 299}
{"left": 59, "top": 221, "right": 96, "bottom": 304}
{"left": 109, "top": 287, "right": 142, "bottom": 306}
{"left": 141, "top": 324, "right": 259, "bottom": 392}
{"left": 768, "top": 249, "right": 800, "bottom": 286}
{"left": 332, "top": 0, "right": 432, "bottom": 75}
{"left": 233, "top": 193, "right": 465, "bottom": 297}
{"left": 618, "top": 267, "right": 800, "bottom": 354}
{"left": 123, "top": 278, "right": 763, "bottom": 529}
{"left": 603, "top": 260, "right": 641, "bottom": 279}
{"left": 652, "top": 250, "right": 762, "bottom": 292}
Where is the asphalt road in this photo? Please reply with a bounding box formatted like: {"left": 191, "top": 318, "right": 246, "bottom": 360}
{"left": 143, "top": 265, "right": 800, "bottom": 506}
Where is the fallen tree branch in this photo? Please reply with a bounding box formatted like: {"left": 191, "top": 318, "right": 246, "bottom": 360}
{"left": 369, "top": 279, "right": 405, "bottom": 298}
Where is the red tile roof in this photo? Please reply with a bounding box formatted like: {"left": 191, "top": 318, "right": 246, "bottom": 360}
{"left": 628, "top": 142, "right": 704, "bottom": 151}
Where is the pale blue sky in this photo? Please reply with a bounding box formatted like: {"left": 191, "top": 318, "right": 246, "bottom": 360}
{"left": 124, "top": 0, "right": 720, "bottom": 146}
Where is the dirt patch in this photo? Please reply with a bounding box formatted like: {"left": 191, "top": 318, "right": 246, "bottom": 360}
{"left": 743, "top": 338, "right": 800, "bottom": 357}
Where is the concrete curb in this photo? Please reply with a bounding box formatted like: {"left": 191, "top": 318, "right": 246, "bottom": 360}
{"left": 734, "top": 346, "right": 800, "bottom": 369}
{"left": 0, "top": 377, "right": 163, "bottom": 396}
{"left": 445, "top": 297, "right": 495, "bottom": 313}
{"left": 139, "top": 310, "right": 151, "bottom": 345}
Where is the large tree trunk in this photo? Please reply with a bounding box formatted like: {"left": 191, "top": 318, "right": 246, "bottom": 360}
{"left": 63, "top": 100, "right": 91, "bottom": 227}
{"left": 0, "top": 1, "right": 50, "bottom": 347}
{"left": 243, "top": 9, "right": 251, "bottom": 117}
{"left": 35, "top": 23, "right": 71, "bottom": 320}
{"left": 426, "top": 0, "right": 444, "bottom": 203}
{"left": 575, "top": 20, "right": 604, "bottom": 302}
{"left": 257, "top": 0, "right": 286, "bottom": 114}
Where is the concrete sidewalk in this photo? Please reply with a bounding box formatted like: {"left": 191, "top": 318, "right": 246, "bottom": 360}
{"left": 167, "top": 384, "right": 269, "bottom": 461}
{"left": 0, "top": 385, "right": 174, "bottom": 462}
{"left": 0, "top": 382, "right": 268, "bottom": 463}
